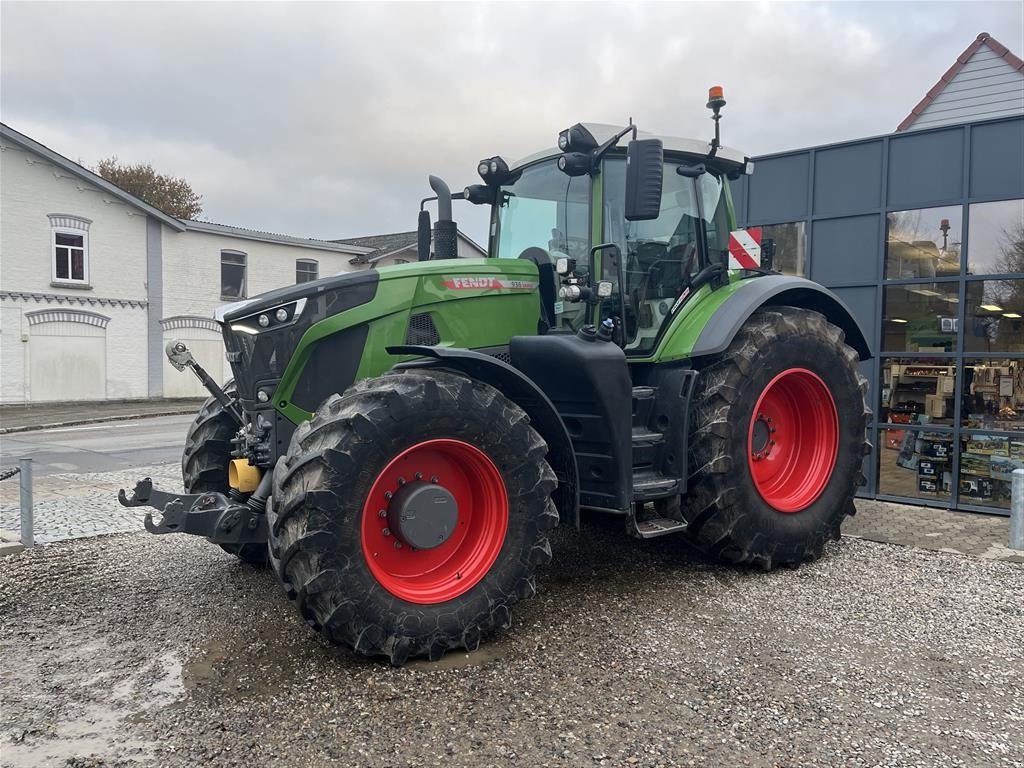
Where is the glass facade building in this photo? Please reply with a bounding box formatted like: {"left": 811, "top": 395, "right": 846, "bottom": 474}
{"left": 733, "top": 115, "right": 1024, "bottom": 515}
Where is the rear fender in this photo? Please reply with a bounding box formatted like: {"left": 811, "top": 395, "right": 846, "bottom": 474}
{"left": 690, "top": 275, "right": 872, "bottom": 361}
{"left": 388, "top": 345, "right": 581, "bottom": 527}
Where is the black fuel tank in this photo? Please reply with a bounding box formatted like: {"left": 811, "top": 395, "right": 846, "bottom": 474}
{"left": 510, "top": 329, "right": 632, "bottom": 512}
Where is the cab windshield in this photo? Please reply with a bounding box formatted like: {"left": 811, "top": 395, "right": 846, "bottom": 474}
{"left": 494, "top": 160, "right": 590, "bottom": 263}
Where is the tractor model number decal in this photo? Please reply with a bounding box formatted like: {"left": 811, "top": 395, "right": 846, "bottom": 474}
{"left": 442, "top": 277, "right": 538, "bottom": 291}
{"left": 728, "top": 228, "right": 761, "bottom": 270}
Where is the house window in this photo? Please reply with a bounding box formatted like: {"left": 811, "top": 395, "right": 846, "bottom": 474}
{"left": 221, "top": 251, "right": 247, "bottom": 299}
{"left": 48, "top": 214, "right": 91, "bottom": 285}
{"left": 296, "top": 258, "right": 319, "bottom": 283}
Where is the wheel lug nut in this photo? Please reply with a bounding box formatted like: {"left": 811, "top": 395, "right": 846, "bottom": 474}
{"left": 377, "top": 509, "right": 386, "bottom": 518}
{"left": 398, "top": 477, "right": 406, "bottom": 486}
{"left": 414, "top": 472, "right": 423, "bottom": 480}
{"left": 430, "top": 476, "right": 439, "bottom": 484}
{"left": 394, "top": 541, "right": 402, "bottom": 549}
{"left": 384, "top": 491, "right": 393, "bottom": 500}
{"left": 382, "top": 528, "right": 390, "bottom": 536}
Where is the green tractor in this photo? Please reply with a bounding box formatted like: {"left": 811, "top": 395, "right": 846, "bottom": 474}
{"left": 121, "top": 90, "right": 871, "bottom": 664}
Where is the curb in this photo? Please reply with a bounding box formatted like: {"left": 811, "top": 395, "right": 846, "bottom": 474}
{"left": 0, "top": 409, "right": 198, "bottom": 435}
{"left": 0, "top": 541, "right": 25, "bottom": 557}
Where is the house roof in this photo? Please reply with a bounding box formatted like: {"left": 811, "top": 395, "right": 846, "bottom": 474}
{"left": 896, "top": 32, "right": 1024, "bottom": 131}
{"left": 184, "top": 220, "right": 372, "bottom": 255}
{"left": 1, "top": 122, "right": 186, "bottom": 231}
{"left": 335, "top": 230, "right": 487, "bottom": 264}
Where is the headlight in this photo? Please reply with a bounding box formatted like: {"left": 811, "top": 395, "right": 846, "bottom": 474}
{"left": 230, "top": 298, "right": 307, "bottom": 334}
{"left": 478, "top": 162, "right": 489, "bottom": 177}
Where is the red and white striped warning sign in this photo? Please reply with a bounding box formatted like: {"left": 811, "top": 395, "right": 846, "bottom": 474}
{"left": 728, "top": 228, "right": 761, "bottom": 270}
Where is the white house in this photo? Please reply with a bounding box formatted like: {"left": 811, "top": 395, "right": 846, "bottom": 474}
{"left": 0, "top": 123, "right": 483, "bottom": 404}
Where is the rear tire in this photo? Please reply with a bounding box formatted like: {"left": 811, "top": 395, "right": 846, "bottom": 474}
{"left": 680, "top": 307, "right": 870, "bottom": 569}
{"left": 267, "top": 369, "right": 559, "bottom": 665}
{"left": 181, "top": 382, "right": 269, "bottom": 567}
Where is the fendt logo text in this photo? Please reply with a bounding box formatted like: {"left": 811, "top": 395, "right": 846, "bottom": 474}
{"left": 442, "top": 277, "right": 538, "bottom": 291}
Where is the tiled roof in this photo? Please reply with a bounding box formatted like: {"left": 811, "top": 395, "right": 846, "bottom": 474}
{"left": 332, "top": 231, "right": 419, "bottom": 262}
{"left": 896, "top": 32, "right": 1024, "bottom": 131}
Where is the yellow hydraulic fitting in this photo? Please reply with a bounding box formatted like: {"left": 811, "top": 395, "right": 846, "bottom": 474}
{"left": 228, "top": 459, "right": 262, "bottom": 493}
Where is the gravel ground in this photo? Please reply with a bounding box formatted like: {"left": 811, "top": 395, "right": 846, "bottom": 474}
{"left": 1, "top": 520, "right": 1022, "bottom": 768}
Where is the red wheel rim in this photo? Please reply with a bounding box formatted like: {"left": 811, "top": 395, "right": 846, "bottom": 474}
{"left": 747, "top": 368, "right": 839, "bottom": 513}
{"left": 360, "top": 439, "right": 508, "bottom": 604}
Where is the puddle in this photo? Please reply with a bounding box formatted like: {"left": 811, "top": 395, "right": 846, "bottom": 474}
{"left": 3, "top": 699, "right": 148, "bottom": 768}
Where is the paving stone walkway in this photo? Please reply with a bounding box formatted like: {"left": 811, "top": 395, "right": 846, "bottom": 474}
{"left": 1, "top": 461, "right": 1021, "bottom": 563}
{"left": 0, "top": 463, "right": 181, "bottom": 543}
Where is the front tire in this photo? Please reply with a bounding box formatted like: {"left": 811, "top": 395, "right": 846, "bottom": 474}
{"left": 680, "top": 307, "right": 871, "bottom": 569}
{"left": 181, "top": 383, "right": 269, "bottom": 567}
{"left": 267, "top": 369, "right": 559, "bottom": 665}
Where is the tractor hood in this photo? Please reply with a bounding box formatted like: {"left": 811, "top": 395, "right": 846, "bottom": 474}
{"left": 214, "top": 269, "right": 380, "bottom": 325}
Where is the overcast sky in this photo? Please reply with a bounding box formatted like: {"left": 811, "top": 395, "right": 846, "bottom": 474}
{"left": 2, "top": 1, "right": 1021, "bottom": 245}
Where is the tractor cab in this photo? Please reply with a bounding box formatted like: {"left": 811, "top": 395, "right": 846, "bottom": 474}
{"left": 480, "top": 123, "right": 752, "bottom": 354}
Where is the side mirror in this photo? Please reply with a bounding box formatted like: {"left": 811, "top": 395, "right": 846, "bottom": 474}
{"left": 417, "top": 210, "right": 431, "bottom": 261}
{"left": 624, "top": 139, "right": 663, "bottom": 221}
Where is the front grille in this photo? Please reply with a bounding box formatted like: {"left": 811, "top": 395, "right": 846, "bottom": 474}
{"left": 405, "top": 313, "right": 440, "bottom": 345}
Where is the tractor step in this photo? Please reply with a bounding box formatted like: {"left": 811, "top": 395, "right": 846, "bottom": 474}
{"left": 631, "top": 516, "right": 688, "bottom": 539}
{"left": 632, "top": 471, "right": 679, "bottom": 500}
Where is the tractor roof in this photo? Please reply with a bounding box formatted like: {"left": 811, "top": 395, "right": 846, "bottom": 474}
{"left": 511, "top": 122, "right": 749, "bottom": 171}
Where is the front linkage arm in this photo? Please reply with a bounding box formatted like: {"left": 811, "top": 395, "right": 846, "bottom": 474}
{"left": 165, "top": 340, "right": 243, "bottom": 426}
{"left": 118, "top": 477, "right": 268, "bottom": 544}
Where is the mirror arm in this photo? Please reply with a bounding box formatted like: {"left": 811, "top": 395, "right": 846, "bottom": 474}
{"left": 592, "top": 124, "right": 637, "bottom": 165}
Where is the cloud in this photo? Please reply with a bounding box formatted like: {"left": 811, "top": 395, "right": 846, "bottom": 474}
{"left": 2, "top": 1, "right": 1020, "bottom": 244}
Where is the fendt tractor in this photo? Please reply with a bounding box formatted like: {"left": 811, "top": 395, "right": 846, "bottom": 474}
{"left": 121, "top": 88, "right": 871, "bottom": 665}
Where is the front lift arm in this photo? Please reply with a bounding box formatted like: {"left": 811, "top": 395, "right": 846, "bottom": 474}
{"left": 118, "top": 477, "right": 269, "bottom": 544}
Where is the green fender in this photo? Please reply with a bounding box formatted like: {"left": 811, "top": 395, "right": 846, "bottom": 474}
{"left": 649, "top": 274, "right": 872, "bottom": 364}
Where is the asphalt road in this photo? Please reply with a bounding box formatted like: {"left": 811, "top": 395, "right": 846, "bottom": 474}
{"left": 0, "top": 414, "right": 194, "bottom": 477}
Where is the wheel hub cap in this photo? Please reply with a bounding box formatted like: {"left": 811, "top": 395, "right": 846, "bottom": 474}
{"left": 388, "top": 481, "right": 459, "bottom": 550}
{"left": 747, "top": 368, "right": 839, "bottom": 513}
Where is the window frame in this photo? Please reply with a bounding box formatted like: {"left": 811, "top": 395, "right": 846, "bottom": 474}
{"left": 220, "top": 249, "right": 248, "bottom": 300}
{"left": 295, "top": 258, "right": 319, "bottom": 284}
{"left": 51, "top": 227, "right": 90, "bottom": 285}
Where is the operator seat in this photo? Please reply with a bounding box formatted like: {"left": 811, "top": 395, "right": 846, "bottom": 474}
{"left": 517, "top": 247, "right": 558, "bottom": 332}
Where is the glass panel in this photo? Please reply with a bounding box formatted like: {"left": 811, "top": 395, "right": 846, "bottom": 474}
{"left": 221, "top": 251, "right": 246, "bottom": 266}
{"left": 885, "top": 206, "right": 962, "bottom": 279}
{"left": 880, "top": 357, "right": 956, "bottom": 426}
{"left": 55, "top": 232, "right": 84, "bottom": 248}
{"left": 70, "top": 249, "right": 85, "bottom": 281}
{"left": 964, "top": 278, "right": 1024, "bottom": 353}
{"left": 221, "top": 262, "right": 246, "bottom": 299}
{"left": 603, "top": 157, "right": 707, "bottom": 353}
{"left": 881, "top": 282, "right": 960, "bottom": 352}
{"left": 296, "top": 260, "right": 318, "bottom": 283}
{"left": 496, "top": 160, "right": 589, "bottom": 263}
{"left": 877, "top": 427, "right": 952, "bottom": 501}
{"left": 55, "top": 247, "right": 69, "bottom": 279}
{"left": 759, "top": 222, "right": 806, "bottom": 276}
{"left": 962, "top": 359, "right": 1024, "bottom": 431}
{"left": 966, "top": 199, "right": 1023, "bottom": 276}
{"left": 958, "top": 431, "right": 1022, "bottom": 510}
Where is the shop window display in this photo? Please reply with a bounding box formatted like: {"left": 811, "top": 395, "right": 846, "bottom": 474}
{"left": 958, "top": 432, "right": 1023, "bottom": 510}
{"left": 878, "top": 428, "right": 953, "bottom": 501}
{"left": 880, "top": 358, "right": 956, "bottom": 426}
{"left": 962, "top": 359, "right": 1024, "bottom": 429}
